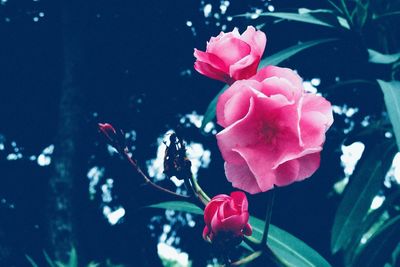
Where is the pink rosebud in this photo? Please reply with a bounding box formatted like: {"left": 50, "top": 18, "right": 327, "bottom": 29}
{"left": 216, "top": 66, "right": 334, "bottom": 194}
{"left": 194, "top": 26, "right": 266, "bottom": 84}
{"left": 203, "top": 191, "right": 252, "bottom": 246}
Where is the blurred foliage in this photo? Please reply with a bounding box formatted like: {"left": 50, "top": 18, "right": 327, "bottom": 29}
{"left": 26, "top": 247, "right": 124, "bottom": 267}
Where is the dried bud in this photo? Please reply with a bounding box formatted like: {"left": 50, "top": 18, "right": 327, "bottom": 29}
{"left": 98, "top": 123, "right": 125, "bottom": 149}
{"left": 163, "top": 133, "right": 191, "bottom": 179}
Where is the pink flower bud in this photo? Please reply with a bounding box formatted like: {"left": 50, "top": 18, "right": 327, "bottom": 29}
{"left": 98, "top": 123, "right": 125, "bottom": 149}
{"left": 203, "top": 191, "right": 252, "bottom": 246}
{"left": 194, "top": 26, "right": 266, "bottom": 84}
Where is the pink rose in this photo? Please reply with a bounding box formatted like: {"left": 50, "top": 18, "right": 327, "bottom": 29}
{"left": 216, "top": 66, "right": 333, "bottom": 194}
{"left": 194, "top": 26, "right": 266, "bottom": 84}
{"left": 202, "top": 192, "right": 252, "bottom": 245}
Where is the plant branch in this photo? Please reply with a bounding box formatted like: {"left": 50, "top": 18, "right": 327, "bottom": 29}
{"left": 121, "top": 147, "right": 190, "bottom": 199}
{"left": 260, "top": 188, "right": 275, "bottom": 246}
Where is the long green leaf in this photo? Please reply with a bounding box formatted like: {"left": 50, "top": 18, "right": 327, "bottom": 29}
{"left": 352, "top": 215, "right": 400, "bottom": 267}
{"left": 369, "top": 49, "right": 400, "bottom": 64}
{"left": 148, "top": 201, "right": 203, "bottom": 215}
{"left": 373, "top": 11, "right": 400, "bottom": 21}
{"left": 237, "top": 9, "right": 349, "bottom": 29}
{"left": 200, "top": 84, "right": 228, "bottom": 131}
{"left": 25, "top": 255, "right": 39, "bottom": 267}
{"left": 379, "top": 80, "right": 400, "bottom": 150}
{"left": 259, "top": 9, "right": 346, "bottom": 29}
{"left": 148, "top": 201, "right": 331, "bottom": 267}
{"left": 259, "top": 12, "right": 335, "bottom": 28}
{"left": 331, "top": 140, "right": 397, "bottom": 253}
{"left": 200, "top": 38, "right": 338, "bottom": 130}
{"left": 344, "top": 190, "right": 400, "bottom": 266}
{"left": 250, "top": 217, "right": 332, "bottom": 267}
{"left": 259, "top": 38, "right": 338, "bottom": 69}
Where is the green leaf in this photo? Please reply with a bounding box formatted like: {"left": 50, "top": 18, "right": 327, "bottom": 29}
{"left": 331, "top": 140, "right": 397, "bottom": 253}
{"left": 87, "top": 262, "right": 100, "bottom": 267}
{"left": 258, "top": 10, "right": 337, "bottom": 28}
{"left": 352, "top": 215, "right": 400, "bottom": 267}
{"left": 327, "top": 0, "right": 345, "bottom": 15}
{"left": 148, "top": 201, "right": 203, "bottom": 215}
{"left": 250, "top": 217, "right": 332, "bottom": 267}
{"left": 149, "top": 202, "right": 331, "bottom": 266}
{"left": 259, "top": 38, "right": 338, "bottom": 69}
{"left": 25, "top": 255, "right": 39, "bottom": 267}
{"left": 67, "top": 247, "right": 78, "bottom": 267}
{"left": 200, "top": 84, "right": 228, "bottom": 130}
{"left": 373, "top": 11, "right": 400, "bottom": 21}
{"left": 379, "top": 80, "right": 400, "bottom": 150}
{"left": 200, "top": 38, "right": 338, "bottom": 130}
{"left": 352, "top": 1, "right": 369, "bottom": 29}
{"left": 344, "top": 190, "right": 400, "bottom": 265}
{"left": 44, "top": 251, "right": 57, "bottom": 267}
{"left": 369, "top": 49, "right": 400, "bottom": 64}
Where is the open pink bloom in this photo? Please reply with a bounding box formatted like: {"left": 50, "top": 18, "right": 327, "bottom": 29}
{"left": 194, "top": 26, "right": 266, "bottom": 84}
{"left": 203, "top": 192, "right": 252, "bottom": 244}
{"left": 216, "top": 66, "right": 334, "bottom": 194}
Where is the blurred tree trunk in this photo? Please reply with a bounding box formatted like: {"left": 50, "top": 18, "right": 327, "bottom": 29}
{"left": 47, "top": 0, "right": 89, "bottom": 262}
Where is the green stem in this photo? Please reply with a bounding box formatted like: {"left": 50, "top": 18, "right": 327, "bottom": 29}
{"left": 230, "top": 251, "right": 262, "bottom": 266}
{"left": 260, "top": 189, "right": 275, "bottom": 246}
{"left": 189, "top": 175, "right": 211, "bottom": 205}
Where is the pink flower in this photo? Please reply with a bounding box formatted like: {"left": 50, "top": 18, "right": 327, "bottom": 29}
{"left": 203, "top": 192, "right": 252, "bottom": 245}
{"left": 194, "top": 26, "right": 266, "bottom": 84}
{"left": 216, "top": 66, "right": 334, "bottom": 194}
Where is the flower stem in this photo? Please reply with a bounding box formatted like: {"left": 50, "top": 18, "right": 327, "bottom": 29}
{"left": 260, "top": 188, "right": 275, "bottom": 246}
{"left": 188, "top": 175, "right": 211, "bottom": 205}
{"left": 121, "top": 147, "right": 189, "bottom": 199}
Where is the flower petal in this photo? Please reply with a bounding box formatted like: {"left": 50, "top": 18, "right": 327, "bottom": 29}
{"left": 225, "top": 161, "right": 263, "bottom": 194}
{"left": 252, "top": 66, "right": 303, "bottom": 89}
{"left": 194, "top": 48, "right": 228, "bottom": 72}
{"left": 208, "top": 37, "right": 251, "bottom": 66}
{"left": 240, "top": 26, "right": 267, "bottom": 56}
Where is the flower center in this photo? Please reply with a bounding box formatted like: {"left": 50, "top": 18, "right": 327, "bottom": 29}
{"left": 260, "top": 123, "right": 277, "bottom": 145}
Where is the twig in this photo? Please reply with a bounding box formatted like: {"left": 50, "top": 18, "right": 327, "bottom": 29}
{"left": 121, "top": 147, "right": 189, "bottom": 199}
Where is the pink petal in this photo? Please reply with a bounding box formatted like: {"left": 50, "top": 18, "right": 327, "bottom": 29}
{"left": 202, "top": 226, "right": 210, "bottom": 240}
{"left": 204, "top": 200, "right": 223, "bottom": 225}
{"left": 217, "top": 97, "right": 262, "bottom": 164}
{"left": 221, "top": 213, "right": 248, "bottom": 233}
{"left": 233, "top": 146, "right": 276, "bottom": 192}
{"left": 211, "top": 211, "right": 223, "bottom": 234}
{"left": 240, "top": 26, "right": 267, "bottom": 56}
{"left": 302, "top": 94, "right": 334, "bottom": 128}
{"left": 275, "top": 152, "right": 321, "bottom": 185}
{"left": 252, "top": 66, "right": 303, "bottom": 89}
{"left": 207, "top": 37, "right": 251, "bottom": 66}
{"left": 230, "top": 54, "right": 260, "bottom": 80}
{"left": 225, "top": 161, "right": 262, "bottom": 194}
{"left": 259, "top": 76, "right": 299, "bottom": 102}
{"left": 230, "top": 191, "right": 248, "bottom": 211}
{"left": 216, "top": 80, "right": 262, "bottom": 128}
{"left": 194, "top": 49, "right": 228, "bottom": 73}
{"left": 295, "top": 152, "right": 321, "bottom": 181}
{"left": 194, "top": 61, "right": 231, "bottom": 83}
{"left": 219, "top": 201, "right": 237, "bottom": 219}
